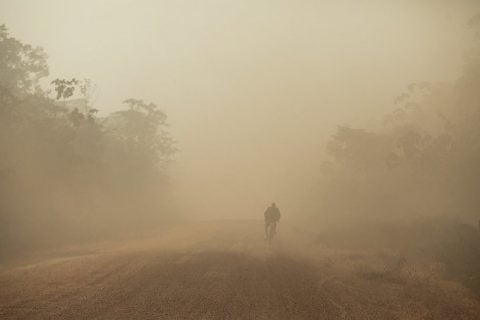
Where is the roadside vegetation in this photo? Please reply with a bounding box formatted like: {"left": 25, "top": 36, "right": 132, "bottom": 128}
{"left": 308, "top": 15, "right": 480, "bottom": 296}
{"left": 0, "top": 25, "right": 177, "bottom": 259}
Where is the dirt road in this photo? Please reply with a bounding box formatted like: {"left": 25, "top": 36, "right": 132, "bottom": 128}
{"left": 1, "top": 221, "right": 479, "bottom": 319}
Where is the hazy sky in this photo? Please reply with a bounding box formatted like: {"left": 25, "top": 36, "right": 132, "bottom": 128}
{"left": 2, "top": 0, "right": 479, "bottom": 219}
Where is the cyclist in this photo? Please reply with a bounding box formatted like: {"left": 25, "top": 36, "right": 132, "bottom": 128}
{"left": 264, "top": 202, "right": 281, "bottom": 241}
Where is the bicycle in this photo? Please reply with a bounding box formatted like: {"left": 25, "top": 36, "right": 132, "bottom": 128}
{"left": 265, "top": 221, "right": 277, "bottom": 244}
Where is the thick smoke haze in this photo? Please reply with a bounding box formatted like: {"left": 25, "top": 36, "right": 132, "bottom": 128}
{"left": 2, "top": 0, "right": 479, "bottom": 220}
{"left": 3, "top": 1, "right": 480, "bottom": 319}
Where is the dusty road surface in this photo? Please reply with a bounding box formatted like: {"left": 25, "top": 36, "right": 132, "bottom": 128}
{"left": 1, "top": 220, "right": 480, "bottom": 319}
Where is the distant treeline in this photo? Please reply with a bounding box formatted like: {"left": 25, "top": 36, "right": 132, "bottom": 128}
{"left": 310, "top": 16, "right": 480, "bottom": 225}
{"left": 309, "top": 16, "right": 480, "bottom": 296}
{"left": 0, "top": 25, "right": 177, "bottom": 258}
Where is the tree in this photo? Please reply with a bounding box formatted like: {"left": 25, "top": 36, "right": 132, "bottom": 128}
{"left": 0, "top": 25, "right": 48, "bottom": 96}
{"left": 107, "top": 99, "right": 176, "bottom": 172}
{"left": 316, "top": 16, "right": 480, "bottom": 223}
{"left": 0, "top": 26, "right": 177, "bottom": 257}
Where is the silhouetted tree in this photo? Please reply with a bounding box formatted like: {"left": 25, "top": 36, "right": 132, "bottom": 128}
{"left": 0, "top": 26, "right": 177, "bottom": 258}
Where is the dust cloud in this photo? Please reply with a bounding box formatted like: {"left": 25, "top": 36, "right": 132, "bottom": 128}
{"left": 2, "top": 0, "right": 478, "bottom": 222}
{"left": 2, "top": 1, "right": 480, "bottom": 318}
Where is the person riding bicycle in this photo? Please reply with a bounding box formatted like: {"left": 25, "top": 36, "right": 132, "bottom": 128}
{"left": 264, "top": 202, "right": 281, "bottom": 240}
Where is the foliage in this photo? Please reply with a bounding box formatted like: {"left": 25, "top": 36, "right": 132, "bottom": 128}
{"left": 0, "top": 24, "right": 48, "bottom": 96}
{"left": 316, "top": 24, "right": 480, "bottom": 223}
{"left": 0, "top": 26, "right": 176, "bottom": 257}
{"left": 311, "top": 16, "right": 480, "bottom": 296}
{"left": 51, "top": 78, "right": 79, "bottom": 100}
